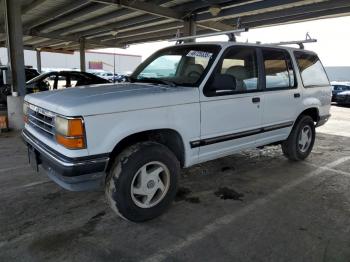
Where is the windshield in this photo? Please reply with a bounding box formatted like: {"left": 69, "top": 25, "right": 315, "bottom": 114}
{"left": 130, "top": 44, "right": 221, "bottom": 86}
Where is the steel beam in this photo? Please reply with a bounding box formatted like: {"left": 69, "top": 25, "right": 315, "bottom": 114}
{"left": 22, "top": 0, "right": 48, "bottom": 15}
{"left": 75, "top": 16, "right": 165, "bottom": 38}
{"left": 33, "top": 0, "right": 234, "bottom": 39}
{"left": 244, "top": 6, "right": 350, "bottom": 28}
{"left": 50, "top": 9, "right": 145, "bottom": 37}
{"left": 79, "top": 38, "right": 86, "bottom": 72}
{"left": 24, "top": 0, "right": 89, "bottom": 30}
{"left": 34, "top": 2, "right": 110, "bottom": 33}
{"left": 103, "top": 27, "right": 185, "bottom": 46}
{"left": 4, "top": 0, "right": 26, "bottom": 96}
{"left": 119, "top": 29, "right": 212, "bottom": 46}
{"left": 31, "top": 39, "right": 65, "bottom": 48}
{"left": 91, "top": 0, "right": 183, "bottom": 20}
{"left": 36, "top": 50, "right": 41, "bottom": 73}
{"left": 183, "top": 16, "right": 196, "bottom": 43}
{"left": 90, "top": 21, "right": 183, "bottom": 42}
{"left": 196, "top": 0, "right": 325, "bottom": 21}
{"left": 32, "top": 0, "right": 172, "bottom": 36}
{"left": 223, "top": 0, "right": 350, "bottom": 26}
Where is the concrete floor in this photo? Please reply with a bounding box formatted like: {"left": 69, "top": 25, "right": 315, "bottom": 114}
{"left": 0, "top": 105, "right": 349, "bottom": 262}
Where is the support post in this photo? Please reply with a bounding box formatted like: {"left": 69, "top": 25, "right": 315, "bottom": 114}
{"left": 4, "top": 0, "right": 25, "bottom": 96}
{"left": 79, "top": 38, "right": 86, "bottom": 72}
{"left": 36, "top": 50, "right": 42, "bottom": 73}
{"left": 183, "top": 15, "right": 197, "bottom": 43}
{"left": 4, "top": 0, "right": 26, "bottom": 130}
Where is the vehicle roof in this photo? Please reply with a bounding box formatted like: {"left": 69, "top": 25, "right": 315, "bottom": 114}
{"left": 0, "top": 66, "right": 39, "bottom": 71}
{"left": 176, "top": 41, "right": 317, "bottom": 54}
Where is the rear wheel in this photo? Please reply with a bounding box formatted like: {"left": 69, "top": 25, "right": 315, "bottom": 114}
{"left": 105, "top": 142, "right": 179, "bottom": 222}
{"left": 282, "top": 115, "right": 315, "bottom": 161}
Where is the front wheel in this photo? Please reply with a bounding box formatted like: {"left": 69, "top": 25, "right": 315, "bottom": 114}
{"left": 282, "top": 115, "right": 315, "bottom": 161}
{"left": 105, "top": 142, "right": 179, "bottom": 222}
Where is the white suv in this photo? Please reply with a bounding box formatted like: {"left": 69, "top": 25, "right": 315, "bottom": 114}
{"left": 23, "top": 42, "right": 331, "bottom": 222}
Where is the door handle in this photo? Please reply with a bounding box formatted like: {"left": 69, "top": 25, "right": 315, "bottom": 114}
{"left": 252, "top": 97, "right": 260, "bottom": 103}
{"left": 294, "top": 93, "right": 301, "bottom": 98}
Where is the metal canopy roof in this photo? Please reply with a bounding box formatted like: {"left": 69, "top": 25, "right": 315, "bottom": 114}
{"left": 0, "top": 0, "right": 350, "bottom": 52}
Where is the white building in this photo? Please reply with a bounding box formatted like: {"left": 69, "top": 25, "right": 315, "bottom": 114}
{"left": 0, "top": 48, "right": 142, "bottom": 74}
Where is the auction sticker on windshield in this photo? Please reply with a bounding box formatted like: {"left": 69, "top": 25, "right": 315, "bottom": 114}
{"left": 186, "top": 50, "right": 213, "bottom": 59}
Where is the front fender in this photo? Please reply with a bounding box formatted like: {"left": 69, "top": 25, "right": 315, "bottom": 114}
{"left": 83, "top": 103, "right": 200, "bottom": 166}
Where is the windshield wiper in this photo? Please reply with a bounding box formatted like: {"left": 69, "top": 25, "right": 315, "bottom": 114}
{"left": 135, "top": 77, "right": 177, "bottom": 87}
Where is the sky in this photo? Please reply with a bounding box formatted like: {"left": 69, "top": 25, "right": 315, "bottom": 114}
{"left": 95, "top": 15, "right": 350, "bottom": 67}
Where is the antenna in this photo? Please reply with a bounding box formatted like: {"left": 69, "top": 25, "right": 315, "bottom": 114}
{"left": 169, "top": 28, "right": 249, "bottom": 43}
{"left": 265, "top": 33, "right": 317, "bottom": 49}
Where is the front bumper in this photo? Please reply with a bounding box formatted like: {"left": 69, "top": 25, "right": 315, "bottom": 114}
{"left": 22, "top": 129, "right": 109, "bottom": 191}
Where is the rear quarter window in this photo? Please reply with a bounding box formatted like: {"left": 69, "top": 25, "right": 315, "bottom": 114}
{"left": 294, "top": 51, "right": 329, "bottom": 87}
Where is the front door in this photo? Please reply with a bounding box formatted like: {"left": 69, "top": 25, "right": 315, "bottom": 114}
{"left": 197, "top": 46, "right": 263, "bottom": 163}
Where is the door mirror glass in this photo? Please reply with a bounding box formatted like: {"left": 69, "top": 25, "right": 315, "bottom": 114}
{"left": 209, "top": 73, "right": 237, "bottom": 95}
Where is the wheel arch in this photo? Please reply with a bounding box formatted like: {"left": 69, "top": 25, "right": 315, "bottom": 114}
{"left": 296, "top": 107, "right": 320, "bottom": 124}
{"left": 106, "top": 128, "right": 186, "bottom": 172}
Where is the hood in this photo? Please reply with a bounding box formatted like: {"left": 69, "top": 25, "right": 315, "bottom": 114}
{"left": 24, "top": 83, "right": 199, "bottom": 116}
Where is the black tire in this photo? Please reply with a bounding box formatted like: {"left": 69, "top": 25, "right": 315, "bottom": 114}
{"left": 281, "top": 115, "right": 315, "bottom": 161}
{"left": 105, "top": 142, "right": 180, "bottom": 222}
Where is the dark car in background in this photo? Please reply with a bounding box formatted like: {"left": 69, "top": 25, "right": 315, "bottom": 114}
{"left": 331, "top": 83, "right": 350, "bottom": 102}
{"left": 0, "top": 66, "right": 40, "bottom": 106}
{"left": 334, "top": 90, "right": 350, "bottom": 105}
{"left": 26, "top": 71, "right": 110, "bottom": 93}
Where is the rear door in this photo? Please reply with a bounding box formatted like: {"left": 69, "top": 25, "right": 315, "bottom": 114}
{"left": 257, "top": 47, "right": 301, "bottom": 146}
{"left": 198, "top": 46, "right": 263, "bottom": 163}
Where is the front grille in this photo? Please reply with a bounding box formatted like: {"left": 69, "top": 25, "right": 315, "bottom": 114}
{"left": 27, "top": 104, "right": 55, "bottom": 138}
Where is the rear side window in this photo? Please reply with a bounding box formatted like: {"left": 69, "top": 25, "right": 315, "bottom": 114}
{"left": 262, "top": 49, "right": 295, "bottom": 89}
{"left": 294, "top": 52, "right": 329, "bottom": 87}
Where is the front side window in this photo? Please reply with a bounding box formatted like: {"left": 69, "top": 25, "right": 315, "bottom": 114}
{"left": 294, "top": 51, "right": 329, "bottom": 87}
{"left": 130, "top": 45, "right": 221, "bottom": 86}
{"left": 204, "top": 46, "right": 258, "bottom": 96}
{"left": 263, "top": 49, "right": 295, "bottom": 89}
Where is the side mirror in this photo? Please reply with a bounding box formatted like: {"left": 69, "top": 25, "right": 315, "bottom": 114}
{"left": 210, "top": 73, "right": 236, "bottom": 92}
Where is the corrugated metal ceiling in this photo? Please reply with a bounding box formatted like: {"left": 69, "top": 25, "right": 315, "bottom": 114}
{"left": 0, "top": 0, "right": 349, "bottom": 52}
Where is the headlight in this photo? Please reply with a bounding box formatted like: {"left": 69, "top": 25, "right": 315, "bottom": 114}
{"left": 55, "top": 116, "right": 69, "bottom": 136}
{"left": 55, "top": 116, "right": 86, "bottom": 149}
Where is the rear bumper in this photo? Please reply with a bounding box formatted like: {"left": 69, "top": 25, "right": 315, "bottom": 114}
{"left": 316, "top": 114, "right": 331, "bottom": 127}
{"left": 22, "top": 129, "right": 109, "bottom": 191}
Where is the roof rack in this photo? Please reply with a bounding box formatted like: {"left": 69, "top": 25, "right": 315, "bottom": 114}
{"left": 264, "top": 33, "right": 317, "bottom": 49}
{"left": 169, "top": 28, "right": 249, "bottom": 44}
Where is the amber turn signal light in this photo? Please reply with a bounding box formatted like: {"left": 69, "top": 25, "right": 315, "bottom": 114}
{"left": 55, "top": 116, "right": 86, "bottom": 149}
{"left": 56, "top": 134, "right": 85, "bottom": 149}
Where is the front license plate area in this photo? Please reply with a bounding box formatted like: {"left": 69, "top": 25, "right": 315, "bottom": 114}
{"left": 28, "top": 147, "right": 39, "bottom": 172}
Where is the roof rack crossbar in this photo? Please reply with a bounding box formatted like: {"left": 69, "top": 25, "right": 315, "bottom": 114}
{"left": 265, "top": 33, "right": 317, "bottom": 49}
{"left": 169, "top": 28, "right": 248, "bottom": 43}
